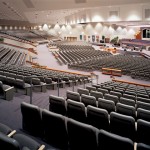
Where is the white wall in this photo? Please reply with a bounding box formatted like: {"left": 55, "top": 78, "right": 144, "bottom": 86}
{"left": 46, "top": 23, "right": 140, "bottom": 42}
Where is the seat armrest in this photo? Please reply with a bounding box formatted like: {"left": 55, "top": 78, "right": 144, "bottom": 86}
{"left": 38, "top": 145, "right": 45, "bottom": 150}
{"left": 4, "top": 87, "right": 14, "bottom": 92}
{"left": 7, "top": 130, "right": 16, "bottom": 137}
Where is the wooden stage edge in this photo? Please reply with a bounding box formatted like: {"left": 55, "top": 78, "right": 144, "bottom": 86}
{"left": 112, "top": 79, "right": 150, "bottom": 87}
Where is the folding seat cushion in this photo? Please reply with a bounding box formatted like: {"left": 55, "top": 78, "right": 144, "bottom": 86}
{"left": 120, "top": 97, "right": 135, "bottom": 107}
{"left": 98, "top": 98, "right": 115, "bottom": 113}
{"left": 137, "top": 119, "right": 150, "bottom": 145}
{"left": 110, "top": 112, "right": 135, "bottom": 141}
{"left": 98, "top": 130, "right": 134, "bottom": 150}
{"left": 67, "top": 118, "right": 97, "bottom": 150}
{"left": 123, "top": 94, "right": 136, "bottom": 101}
{"left": 137, "top": 143, "right": 150, "bottom": 150}
{"left": 137, "top": 101, "right": 150, "bottom": 111}
{"left": 90, "top": 90, "right": 103, "bottom": 101}
{"left": 67, "top": 100, "right": 86, "bottom": 123}
{"left": 116, "top": 103, "right": 136, "bottom": 118}
{"left": 87, "top": 105, "right": 109, "bottom": 130}
{"left": 86, "top": 86, "right": 96, "bottom": 92}
{"left": 49, "top": 95, "right": 66, "bottom": 116}
{"left": 42, "top": 110, "right": 68, "bottom": 149}
{"left": 137, "top": 108, "right": 150, "bottom": 122}
{"left": 21, "top": 102, "right": 42, "bottom": 136}
{"left": 104, "top": 94, "right": 118, "bottom": 104}
{"left": 77, "top": 88, "right": 89, "bottom": 96}
{"left": 92, "top": 84, "right": 101, "bottom": 89}
{"left": 97, "top": 88, "right": 109, "bottom": 96}
{"left": 137, "top": 97, "right": 150, "bottom": 104}
{"left": 66, "top": 90, "right": 80, "bottom": 102}
{"left": 0, "top": 132, "right": 43, "bottom": 150}
{"left": 81, "top": 94, "right": 97, "bottom": 107}
{"left": 110, "top": 91, "right": 122, "bottom": 99}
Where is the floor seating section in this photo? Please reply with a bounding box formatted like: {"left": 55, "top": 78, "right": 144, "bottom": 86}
{"left": 20, "top": 101, "right": 150, "bottom": 150}
{"left": 68, "top": 52, "right": 150, "bottom": 80}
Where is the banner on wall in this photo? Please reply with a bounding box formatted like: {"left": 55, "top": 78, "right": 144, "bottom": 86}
{"left": 84, "top": 35, "right": 86, "bottom": 41}
{"left": 80, "top": 35, "right": 82, "bottom": 40}
{"left": 92, "top": 35, "right": 95, "bottom": 42}
{"left": 96, "top": 36, "right": 99, "bottom": 43}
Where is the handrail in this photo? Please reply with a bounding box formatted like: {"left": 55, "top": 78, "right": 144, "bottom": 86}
{"left": 112, "top": 79, "right": 150, "bottom": 87}
{"left": 31, "top": 64, "right": 90, "bottom": 76}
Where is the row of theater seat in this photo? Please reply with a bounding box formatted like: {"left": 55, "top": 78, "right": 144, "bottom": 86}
{"left": 21, "top": 102, "right": 150, "bottom": 150}
{"left": 50, "top": 93, "right": 150, "bottom": 121}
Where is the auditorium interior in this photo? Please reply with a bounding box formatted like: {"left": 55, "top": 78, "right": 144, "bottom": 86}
{"left": 0, "top": 0, "right": 150, "bottom": 149}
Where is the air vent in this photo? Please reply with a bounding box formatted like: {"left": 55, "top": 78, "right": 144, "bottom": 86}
{"left": 22, "top": 0, "right": 34, "bottom": 8}
{"left": 109, "top": 11, "right": 119, "bottom": 17}
{"left": 75, "top": 0, "right": 87, "bottom": 4}
{"left": 145, "top": 9, "right": 150, "bottom": 19}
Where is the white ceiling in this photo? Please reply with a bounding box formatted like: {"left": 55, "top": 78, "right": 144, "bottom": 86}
{"left": 0, "top": 0, "right": 150, "bottom": 25}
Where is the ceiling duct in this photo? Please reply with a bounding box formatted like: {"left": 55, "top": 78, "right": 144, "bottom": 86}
{"left": 22, "top": 0, "right": 34, "bottom": 8}
{"left": 75, "top": 0, "right": 87, "bottom": 4}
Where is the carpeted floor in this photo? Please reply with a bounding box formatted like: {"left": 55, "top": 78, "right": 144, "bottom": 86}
{"left": 0, "top": 43, "right": 150, "bottom": 149}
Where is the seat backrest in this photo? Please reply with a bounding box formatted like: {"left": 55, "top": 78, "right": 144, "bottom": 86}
{"left": 110, "top": 91, "right": 122, "bottom": 99}
{"left": 124, "top": 90, "right": 136, "bottom": 96}
{"left": 67, "top": 99, "right": 86, "bottom": 123}
{"left": 86, "top": 86, "right": 96, "bottom": 92}
{"left": 45, "top": 78, "right": 52, "bottom": 84}
{"left": 0, "top": 133, "right": 20, "bottom": 150}
{"left": 21, "top": 102, "right": 42, "bottom": 136}
{"left": 120, "top": 97, "right": 135, "bottom": 107}
{"left": 137, "top": 119, "right": 150, "bottom": 145}
{"left": 87, "top": 105, "right": 109, "bottom": 130}
{"left": 137, "top": 101, "right": 150, "bottom": 111}
{"left": 32, "top": 78, "right": 41, "bottom": 85}
{"left": 137, "top": 97, "right": 150, "bottom": 104}
{"left": 67, "top": 118, "right": 97, "bottom": 150}
{"left": 104, "top": 94, "right": 118, "bottom": 104}
{"left": 137, "top": 143, "right": 150, "bottom": 150}
{"left": 110, "top": 112, "right": 135, "bottom": 141}
{"left": 49, "top": 95, "right": 66, "bottom": 116}
{"left": 81, "top": 94, "right": 96, "bottom": 107}
{"left": 98, "top": 98, "right": 115, "bottom": 113}
{"left": 123, "top": 94, "right": 136, "bottom": 101}
{"left": 98, "top": 130, "right": 134, "bottom": 150}
{"left": 97, "top": 88, "right": 109, "bottom": 96}
{"left": 90, "top": 90, "right": 103, "bottom": 101}
{"left": 42, "top": 109, "right": 68, "bottom": 149}
{"left": 116, "top": 103, "right": 136, "bottom": 118}
{"left": 66, "top": 90, "right": 80, "bottom": 102}
{"left": 77, "top": 88, "right": 89, "bottom": 96}
{"left": 137, "top": 108, "right": 150, "bottom": 122}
